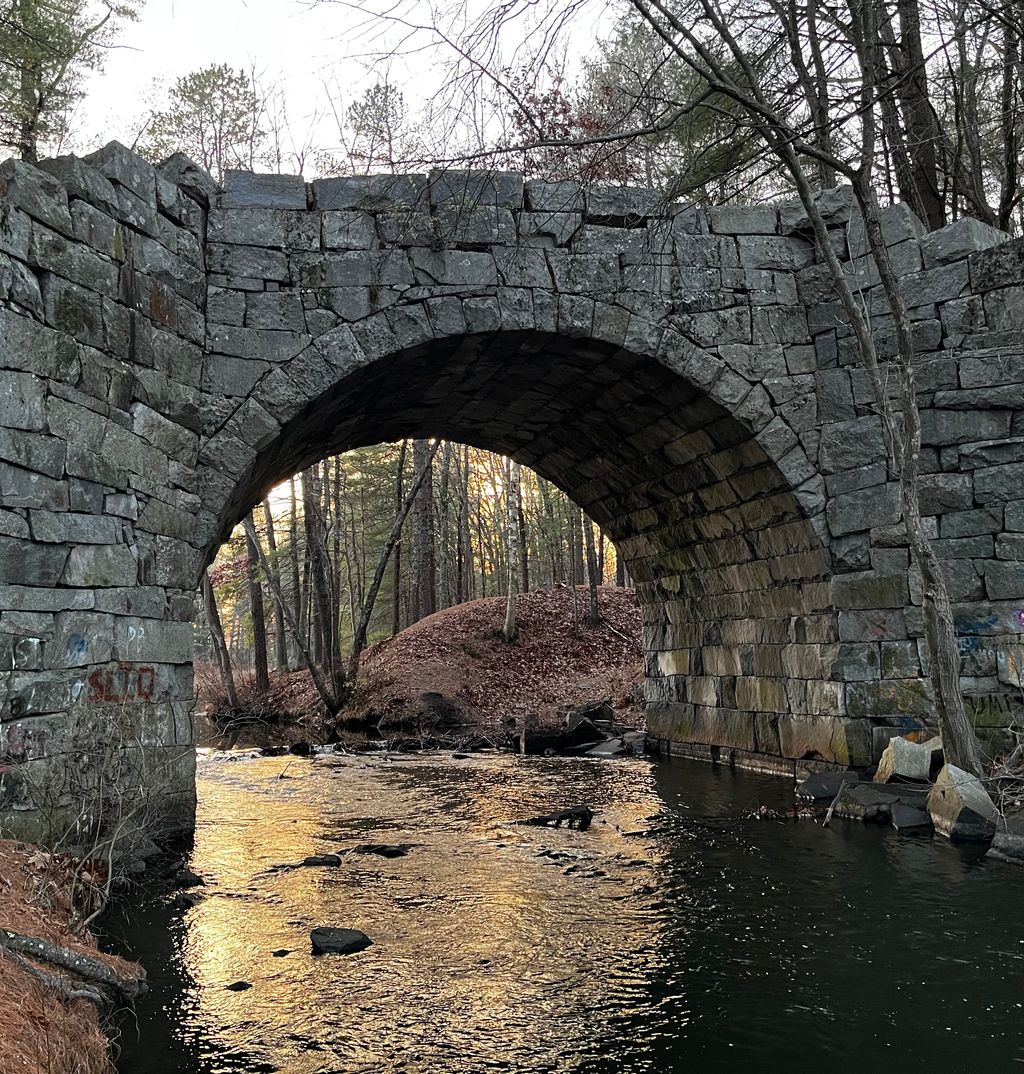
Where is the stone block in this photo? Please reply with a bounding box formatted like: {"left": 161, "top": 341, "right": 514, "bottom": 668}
{"left": 921, "top": 216, "right": 1010, "bottom": 267}
{"left": 518, "top": 210, "right": 580, "bottom": 245}
{"left": 223, "top": 170, "right": 306, "bottom": 209}
{"left": 818, "top": 415, "right": 885, "bottom": 474}
{"left": 847, "top": 202, "right": 926, "bottom": 257}
{"left": 208, "top": 207, "right": 320, "bottom": 249}
{"left": 737, "top": 235, "right": 814, "bottom": 270}
{"left": 245, "top": 291, "right": 306, "bottom": 332}
{"left": 0, "top": 536, "right": 69, "bottom": 585}
{"left": 984, "top": 561, "right": 1024, "bottom": 600}
{"left": 832, "top": 571, "right": 908, "bottom": 609}
{"left": 778, "top": 714, "right": 872, "bottom": 766}
{"left": 314, "top": 174, "right": 427, "bottom": 212}
{"left": 974, "top": 462, "right": 1022, "bottom": 503}
{"left": 928, "top": 764, "right": 997, "bottom": 841}
{"left": 39, "top": 274, "right": 104, "bottom": 348}
{"left": 430, "top": 169, "right": 523, "bottom": 209}
{"left": 585, "top": 185, "right": 660, "bottom": 220}
{"left": 0, "top": 158, "right": 73, "bottom": 236}
{"left": 874, "top": 735, "right": 931, "bottom": 782}
{"left": 709, "top": 205, "right": 778, "bottom": 234}
{"left": 0, "top": 370, "right": 46, "bottom": 431}
{"left": 524, "top": 180, "right": 584, "bottom": 213}
{"left": 62, "top": 544, "right": 138, "bottom": 587}
{"left": 434, "top": 205, "right": 516, "bottom": 245}
{"left": 827, "top": 482, "right": 901, "bottom": 537}
{"left": 0, "top": 461, "right": 68, "bottom": 510}
{"left": 968, "top": 235, "right": 1024, "bottom": 292}
{"left": 321, "top": 210, "right": 379, "bottom": 250}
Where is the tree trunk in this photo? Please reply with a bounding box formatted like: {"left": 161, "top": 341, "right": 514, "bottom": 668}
{"left": 583, "top": 515, "right": 600, "bottom": 626}
{"left": 262, "top": 499, "right": 289, "bottom": 671}
{"left": 392, "top": 439, "right": 407, "bottom": 636}
{"left": 303, "top": 465, "right": 341, "bottom": 697}
{"left": 349, "top": 441, "right": 442, "bottom": 677}
{"left": 245, "top": 519, "right": 270, "bottom": 694}
{"left": 516, "top": 475, "right": 529, "bottom": 593}
{"left": 289, "top": 476, "right": 305, "bottom": 669}
{"left": 410, "top": 438, "right": 436, "bottom": 622}
{"left": 202, "top": 569, "right": 238, "bottom": 710}
{"left": 501, "top": 459, "right": 521, "bottom": 643}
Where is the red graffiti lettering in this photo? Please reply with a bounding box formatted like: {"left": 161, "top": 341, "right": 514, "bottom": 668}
{"left": 86, "top": 664, "right": 158, "bottom": 703}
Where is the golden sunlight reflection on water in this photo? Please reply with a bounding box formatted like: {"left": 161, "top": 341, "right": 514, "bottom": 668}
{"left": 181, "top": 752, "right": 669, "bottom": 1073}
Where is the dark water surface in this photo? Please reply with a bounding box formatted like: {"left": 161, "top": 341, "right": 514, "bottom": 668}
{"left": 107, "top": 751, "right": 1024, "bottom": 1074}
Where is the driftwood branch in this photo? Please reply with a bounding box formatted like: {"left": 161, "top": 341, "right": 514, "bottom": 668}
{"left": 0, "top": 929, "right": 146, "bottom": 1001}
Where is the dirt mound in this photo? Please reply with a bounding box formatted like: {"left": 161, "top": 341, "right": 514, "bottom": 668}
{"left": 345, "top": 585, "right": 643, "bottom": 738}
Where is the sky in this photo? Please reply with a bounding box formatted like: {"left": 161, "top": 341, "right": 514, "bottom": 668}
{"left": 74, "top": 0, "right": 432, "bottom": 162}
{"left": 71, "top": 0, "right": 611, "bottom": 169}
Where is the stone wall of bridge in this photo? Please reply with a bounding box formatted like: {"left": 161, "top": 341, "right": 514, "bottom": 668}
{"left": 0, "top": 140, "right": 1022, "bottom": 838}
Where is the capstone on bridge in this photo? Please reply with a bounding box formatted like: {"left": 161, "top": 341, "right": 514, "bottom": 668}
{"left": 1, "top": 141, "right": 1023, "bottom": 838}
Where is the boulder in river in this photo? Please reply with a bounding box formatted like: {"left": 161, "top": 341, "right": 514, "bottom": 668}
{"left": 927, "top": 764, "right": 998, "bottom": 841}
{"left": 350, "top": 843, "right": 411, "bottom": 858}
{"left": 566, "top": 701, "right": 614, "bottom": 730}
{"left": 310, "top": 927, "right": 373, "bottom": 955}
{"left": 832, "top": 782, "right": 929, "bottom": 822}
{"left": 564, "top": 717, "right": 605, "bottom": 749}
{"left": 890, "top": 802, "right": 933, "bottom": 831}
{"left": 795, "top": 771, "right": 853, "bottom": 800}
{"left": 586, "top": 737, "right": 627, "bottom": 758}
{"left": 874, "top": 736, "right": 931, "bottom": 784}
{"left": 987, "top": 811, "right": 1024, "bottom": 865}
{"left": 303, "top": 854, "right": 343, "bottom": 867}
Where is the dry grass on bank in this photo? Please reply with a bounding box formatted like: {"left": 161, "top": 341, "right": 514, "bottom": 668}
{"left": 0, "top": 840, "right": 140, "bottom": 1074}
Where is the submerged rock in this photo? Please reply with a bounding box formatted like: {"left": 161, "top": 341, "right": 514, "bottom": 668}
{"left": 891, "top": 802, "right": 933, "bottom": 831}
{"left": 927, "top": 764, "right": 998, "bottom": 841}
{"left": 567, "top": 701, "right": 614, "bottom": 730}
{"left": 832, "top": 782, "right": 928, "bottom": 822}
{"left": 310, "top": 927, "right": 373, "bottom": 955}
{"left": 174, "top": 868, "right": 205, "bottom": 889}
{"left": 586, "top": 738, "right": 627, "bottom": 758}
{"left": 350, "top": 843, "right": 411, "bottom": 858}
{"left": 564, "top": 717, "right": 605, "bottom": 749}
{"left": 987, "top": 812, "right": 1024, "bottom": 865}
{"left": 303, "top": 854, "right": 343, "bottom": 867}
{"left": 875, "top": 737, "right": 932, "bottom": 784}
{"left": 796, "top": 771, "right": 854, "bottom": 800}
{"left": 225, "top": 980, "right": 252, "bottom": 991}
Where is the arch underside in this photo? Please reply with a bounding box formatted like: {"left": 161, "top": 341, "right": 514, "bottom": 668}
{"left": 211, "top": 330, "right": 841, "bottom": 769}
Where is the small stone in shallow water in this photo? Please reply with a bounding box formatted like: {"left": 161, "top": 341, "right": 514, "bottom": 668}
{"left": 271, "top": 949, "right": 292, "bottom": 957}
{"left": 226, "top": 981, "right": 252, "bottom": 991}
{"left": 310, "top": 927, "right": 373, "bottom": 955}
{"left": 350, "top": 843, "right": 411, "bottom": 858}
{"left": 303, "top": 854, "right": 343, "bottom": 867}
{"left": 172, "top": 891, "right": 203, "bottom": 909}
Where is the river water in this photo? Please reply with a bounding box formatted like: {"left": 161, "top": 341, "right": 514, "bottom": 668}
{"left": 107, "top": 750, "right": 1024, "bottom": 1074}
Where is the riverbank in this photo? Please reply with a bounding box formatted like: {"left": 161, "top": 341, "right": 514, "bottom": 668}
{"left": 199, "top": 586, "right": 644, "bottom": 749}
{"left": 0, "top": 840, "right": 145, "bottom": 1074}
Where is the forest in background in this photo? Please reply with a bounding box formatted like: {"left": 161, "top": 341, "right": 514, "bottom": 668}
{"left": 202, "top": 443, "right": 625, "bottom": 719}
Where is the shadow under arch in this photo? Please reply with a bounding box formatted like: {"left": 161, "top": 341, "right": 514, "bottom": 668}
{"left": 193, "top": 304, "right": 840, "bottom": 768}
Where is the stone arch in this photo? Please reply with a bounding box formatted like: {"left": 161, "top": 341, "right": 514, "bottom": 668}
{"left": 3, "top": 141, "right": 1024, "bottom": 842}
{"left": 192, "top": 298, "right": 842, "bottom": 775}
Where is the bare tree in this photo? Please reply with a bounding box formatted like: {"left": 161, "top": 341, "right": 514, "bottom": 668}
{"left": 501, "top": 458, "right": 521, "bottom": 643}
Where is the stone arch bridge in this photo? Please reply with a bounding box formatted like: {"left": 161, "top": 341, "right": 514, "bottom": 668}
{"left": 1, "top": 141, "right": 1023, "bottom": 837}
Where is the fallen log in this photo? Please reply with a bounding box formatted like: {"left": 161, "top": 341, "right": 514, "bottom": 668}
{"left": 3, "top": 950, "right": 107, "bottom": 1008}
{"left": 0, "top": 929, "right": 147, "bottom": 1001}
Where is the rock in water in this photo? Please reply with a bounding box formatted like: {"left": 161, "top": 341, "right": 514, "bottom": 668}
{"left": 891, "top": 802, "right": 933, "bottom": 831}
{"left": 795, "top": 771, "right": 852, "bottom": 800}
{"left": 310, "top": 927, "right": 373, "bottom": 955}
{"left": 987, "top": 812, "right": 1024, "bottom": 865}
{"left": 927, "top": 764, "right": 998, "bottom": 841}
{"left": 874, "top": 736, "right": 931, "bottom": 783}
